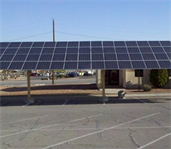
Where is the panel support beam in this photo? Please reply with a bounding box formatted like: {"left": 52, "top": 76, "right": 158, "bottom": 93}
{"left": 26, "top": 70, "right": 34, "bottom": 104}
{"left": 27, "top": 70, "right": 31, "bottom": 99}
{"left": 101, "top": 70, "right": 106, "bottom": 97}
{"left": 52, "top": 70, "right": 55, "bottom": 85}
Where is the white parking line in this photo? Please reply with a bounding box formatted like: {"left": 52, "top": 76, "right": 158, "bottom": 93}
{"left": 138, "top": 132, "right": 171, "bottom": 149}
{"left": 2, "top": 125, "right": 171, "bottom": 132}
{"left": 1, "top": 115, "right": 48, "bottom": 125}
{"left": 139, "top": 99, "right": 146, "bottom": 104}
{"left": 69, "top": 114, "right": 103, "bottom": 123}
{"left": 41, "top": 112, "right": 160, "bottom": 149}
{"left": 62, "top": 99, "right": 68, "bottom": 106}
{"left": 0, "top": 114, "right": 103, "bottom": 139}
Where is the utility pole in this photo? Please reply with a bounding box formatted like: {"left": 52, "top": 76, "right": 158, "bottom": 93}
{"left": 52, "top": 18, "right": 55, "bottom": 85}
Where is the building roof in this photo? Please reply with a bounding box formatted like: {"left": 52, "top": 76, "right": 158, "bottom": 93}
{"left": 0, "top": 41, "right": 171, "bottom": 70}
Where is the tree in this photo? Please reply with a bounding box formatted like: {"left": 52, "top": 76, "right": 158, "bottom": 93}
{"left": 149, "top": 69, "right": 169, "bottom": 88}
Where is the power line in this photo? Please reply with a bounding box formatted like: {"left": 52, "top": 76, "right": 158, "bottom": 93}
{"left": 4, "top": 31, "right": 53, "bottom": 42}
{"left": 55, "top": 31, "right": 115, "bottom": 40}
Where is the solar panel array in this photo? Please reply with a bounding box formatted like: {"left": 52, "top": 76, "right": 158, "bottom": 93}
{"left": 0, "top": 41, "right": 171, "bottom": 70}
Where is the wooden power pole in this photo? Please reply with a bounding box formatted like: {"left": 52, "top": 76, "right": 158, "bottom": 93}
{"left": 52, "top": 18, "right": 55, "bottom": 85}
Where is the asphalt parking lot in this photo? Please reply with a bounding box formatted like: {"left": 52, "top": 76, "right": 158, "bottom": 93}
{"left": 0, "top": 97, "right": 171, "bottom": 149}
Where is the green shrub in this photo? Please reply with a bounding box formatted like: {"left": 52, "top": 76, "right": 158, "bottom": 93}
{"left": 149, "top": 69, "right": 169, "bottom": 88}
{"left": 143, "top": 84, "right": 152, "bottom": 92}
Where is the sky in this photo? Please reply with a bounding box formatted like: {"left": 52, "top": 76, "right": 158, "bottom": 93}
{"left": 0, "top": 0, "right": 171, "bottom": 42}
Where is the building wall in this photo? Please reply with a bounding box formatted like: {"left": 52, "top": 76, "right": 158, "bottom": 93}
{"left": 96, "top": 69, "right": 171, "bottom": 89}
{"left": 125, "top": 69, "right": 171, "bottom": 89}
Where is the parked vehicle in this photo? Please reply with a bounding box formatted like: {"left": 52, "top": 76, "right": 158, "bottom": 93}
{"left": 68, "top": 72, "right": 79, "bottom": 77}
{"left": 31, "top": 73, "right": 37, "bottom": 76}
{"left": 83, "top": 71, "right": 93, "bottom": 76}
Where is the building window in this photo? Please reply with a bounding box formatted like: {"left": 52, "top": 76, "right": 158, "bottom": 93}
{"left": 168, "top": 69, "right": 171, "bottom": 77}
{"left": 135, "top": 70, "right": 143, "bottom": 77}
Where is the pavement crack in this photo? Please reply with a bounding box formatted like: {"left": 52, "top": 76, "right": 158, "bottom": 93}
{"left": 128, "top": 128, "right": 140, "bottom": 148}
{"left": 151, "top": 118, "right": 171, "bottom": 133}
{"left": 18, "top": 118, "right": 40, "bottom": 141}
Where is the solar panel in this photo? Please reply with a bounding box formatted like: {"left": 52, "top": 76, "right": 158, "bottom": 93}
{"left": 104, "top": 54, "right": 116, "bottom": 60}
{"left": 158, "top": 61, "right": 171, "bottom": 68}
{"left": 36, "top": 62, "right": 50, "bottom": 69}
{"left": 117, "top": 54, "right": 130, "bottom": 60}
{"left": 20, "top": 42, "right": 33, "bottom": 47}
{"left": 145, "top": 61, "right": 160, "bottom": 68}
{"left": 40, "top": 54, "right": 52, "bottom": 61}
{"left": 1, "top": 55, "right": 14, "bottom": 61}
{"left": 68, "top": 42, "right": 78, "bottom": 47}
{"left": 66, "top": 54, "right": 78, "bottom": 61}
{"left": 54, "top": 48, "right": 66, "bottom": 54}
{"left": 0, "top": 48, "right": 6, "bottom": 54}
{"left": 103, "top": 41, "right": 114, "bottom": 47}
{"left": 105, "top": 61, "right": 118, "bottom": 69}
{"left": 9, "top": 62, "right": 23, "bottom": 69}
{"left": 142, "top": 54, "right": 155, "bottom": 60}
{"left": 155, "top": 54, "right": 168, "bottom": 60}
{"left": 132, "top": 61, "right": 146, "bottom": 68}
{"left": 29, "top": 48, "right": 42, "bottom": 54}
{"left": 166, "top": 53, "right": 171, "bottom": 59}
{"left": 13, "top": 55, "right": 27, "bottom": 61}
{"left": 92, "top": 54, "right": 103, "bottom": 61}
{"left": 67, "top": 48, "right": 78, "bottom": 53}
{"left": 91, "top": 41, "right": 102, "bottom": 47}
{"left": 91, "top": 47, "right": 103, "bottom": 54}
{"left": 137, "top": 41, "right": 149, "bottom": 47}
{"left": 163, "top": 47, "right": 171, "bottom": 53}
{"left": 23, "top": 62, "right": 37, "bottom": 69}
{"left": 0, "top": 42, "right": 10, "bottom": 48}
{"left": 78, "top": 62, "right": 91, "bottom": 69}
{"left": 80, "top": 41, "right": 90, "bottom": 47}
{"left": 4, "top": 48, "right": 18, "bottom": 55}
{"left": 32, "top": 42, "right": 44, "bottom": 47}
{"left": 64, "top": 62, "right": 77, "bottom": 69}
{"left": 8, "top": 42, "right": 21, "bottom": 48}
{"left": 116, "top": 47, "right": 127, "bottom": 54}
{"left": 114, "top": 41, "right": 125, "bottom": 47}
{"left": 0, "top": 41, "right": 170, "bottom": 70}
{"left": 127, "top": 47, "right": 140, "bottom": 53}
{"left": 92, "top": 61, "right": 104, "bottom": 69}
{"left": 148, "top": 41, "right": 160, "bottom": 47}
{"left": 151, "top": 47, "right": 164, "bottom": 53}
{"left": 79, "top": 48, "right": 90, "bottom": 54}
{"left": 130, "top": 54, "right": 143, "bottom": 60}
{"left": 160, "top": 41, "right": 171, "bottom": 47}
{"left": 0, "top": 62, "right": 10, "bottom": 69}
{"left": 42, "top": 48, "right": 54, "bottom": 54}
{"left": 103, "top": 47, "right": 115, "bottom": 54}
{"left": 53, "top": 54, "right": 65, "bottom": 61}
{"left": 79, "top": 54, "right": 90, "bottom": 61}
{"left": 44, "top": 42, "right": 56, "bottom": 47}
{"left": 51, "top": 62, "right": 64, "bottom": 69}
{"left": 126, "top": 41, "right": 137, "bottom": 47}
{"left": 17, "top": 48, "right": 30, "bottom": 54}
{"left": 139, "top": 47, "right": 152, "bottom": 53}
{"left": 56, "top": 42, "right": 67, "bottom": 47}
{"left": 26, "top": 55, "right": 40, "bottom": 61}
{"left": 118, "top": 61, "right": 132, "bottom": 68}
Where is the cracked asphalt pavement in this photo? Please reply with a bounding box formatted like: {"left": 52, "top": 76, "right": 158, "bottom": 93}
{"left": 0, "top": 97, "right": 171, "bottom": 149}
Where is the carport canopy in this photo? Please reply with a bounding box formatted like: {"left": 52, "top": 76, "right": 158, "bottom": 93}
{"left": 0, "top": 41, "right": 171, "bottom": 70}
{"left": 0, "top": 41, "right": 171, "bottom": 101}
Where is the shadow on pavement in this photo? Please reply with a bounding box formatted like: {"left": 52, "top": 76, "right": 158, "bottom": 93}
{"left": 0, "top": 94, "right": 163, "bottom": 107}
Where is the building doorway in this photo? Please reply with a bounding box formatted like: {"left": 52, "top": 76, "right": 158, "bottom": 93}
{"left": 105, "top": 70, "right": 119, "bottom": 86}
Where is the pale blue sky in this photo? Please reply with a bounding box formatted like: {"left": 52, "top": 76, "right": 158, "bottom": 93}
{"left": 1, "top": 0, "right": 171, "bottom": 42}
